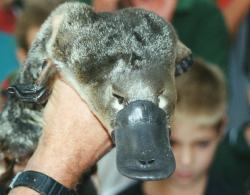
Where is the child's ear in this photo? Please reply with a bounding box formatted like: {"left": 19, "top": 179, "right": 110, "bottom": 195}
{"left": 16, "top": 48, "right": 27, "bottom": 65}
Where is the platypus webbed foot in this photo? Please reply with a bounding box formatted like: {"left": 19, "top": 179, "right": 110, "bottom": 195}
{"left": 7, "top": 59, "right": 57, "bottom": 104}
{"left": 7, "top": 84, "right": 50, "bottom": 104}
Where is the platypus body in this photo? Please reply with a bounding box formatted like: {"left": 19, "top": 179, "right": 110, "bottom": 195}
{"left": 0, "top": 2, "right": 192, "bottom": 180}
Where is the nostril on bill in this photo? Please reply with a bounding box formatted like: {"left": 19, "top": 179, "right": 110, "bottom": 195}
{"left": 148, "top": 159, "right": 155, "bottom": 164}
{"left": 139, "top": 159, "right": 155, "bottom": 166}
{"left": 139, "top": 160, "right": 147, "bottom": 165}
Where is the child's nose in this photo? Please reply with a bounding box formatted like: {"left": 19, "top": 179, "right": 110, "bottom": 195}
{"left": 180, "top": 147, "right": 192, "bottom": 166}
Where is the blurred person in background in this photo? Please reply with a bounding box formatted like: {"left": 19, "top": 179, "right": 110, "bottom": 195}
{"left": 217, "top": 0, "right": 250, "bottom": 37}
{"left": 212, "top": 0, "right": 250, "bottom": 192}
{"left": 218, "top": 0, "right": 250, "bottom": 127}
{"left": 0, "top": 0, "right": 15, "bottom": 34}
{"left": 212, "top": 0, "right": 250, "bottom": 133}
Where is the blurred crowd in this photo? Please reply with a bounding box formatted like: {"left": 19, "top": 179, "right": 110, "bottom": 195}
{"left": 0, "top": 0, "right": 250, "bottom": 195}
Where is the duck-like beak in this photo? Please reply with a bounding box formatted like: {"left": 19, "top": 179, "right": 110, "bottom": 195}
{"left": 112, "top": 100, "right": 175, "bottom": 180}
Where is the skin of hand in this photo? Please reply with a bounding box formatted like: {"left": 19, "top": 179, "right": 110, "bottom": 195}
{"left": 9, "top": 78, "right": 112, "bottom": 195}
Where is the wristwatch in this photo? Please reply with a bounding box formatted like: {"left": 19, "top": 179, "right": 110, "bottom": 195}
{"left": 9, "top": 171, "right": 77, "bottom": 195}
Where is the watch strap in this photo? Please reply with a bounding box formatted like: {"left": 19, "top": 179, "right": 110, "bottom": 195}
{"left": 9, "top": 171, "right": 77, "bottom": 195}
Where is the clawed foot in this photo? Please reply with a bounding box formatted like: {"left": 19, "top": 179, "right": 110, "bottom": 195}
{"left": 8, "top": 84, "right": 50, "bottom": 104}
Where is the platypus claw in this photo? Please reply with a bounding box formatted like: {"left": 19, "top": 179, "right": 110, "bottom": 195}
{"left": 8, "top": 84, "right": 50, "bottom": 104}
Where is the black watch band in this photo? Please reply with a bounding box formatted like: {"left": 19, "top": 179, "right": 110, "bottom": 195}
{"left": 9, "top": 170, "right": 77, "bottom": 195}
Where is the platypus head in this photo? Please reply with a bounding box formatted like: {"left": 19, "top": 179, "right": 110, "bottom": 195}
{"left": 47, "top": 3, "right": 191, "bottom": 180}
{"left": 52, "top": 6, "right": 192, "bottom": 180}
{"left": 4, "top": 2, "right": 192, "bottom": 180}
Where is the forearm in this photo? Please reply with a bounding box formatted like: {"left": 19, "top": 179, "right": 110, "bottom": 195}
{"left": 222, "top": 0, "right": 250, "bottom": 36}
{"left": 23, "top": 142, "right": 81, "bottom": 188}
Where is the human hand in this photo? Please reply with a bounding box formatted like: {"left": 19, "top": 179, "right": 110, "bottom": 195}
{"left": 23, "top": 79, "right": 112, "bottom": 188}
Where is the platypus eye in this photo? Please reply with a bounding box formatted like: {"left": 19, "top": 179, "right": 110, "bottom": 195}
{"left": 113, "top": 93, "right": 125, "bottom": 104}
{"left": 158, "top": 89, "right": 164, "bottom": 96}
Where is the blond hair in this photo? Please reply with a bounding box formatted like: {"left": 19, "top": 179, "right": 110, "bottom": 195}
{"left": 175, "top": 59, "right": 227, "bottom": 125}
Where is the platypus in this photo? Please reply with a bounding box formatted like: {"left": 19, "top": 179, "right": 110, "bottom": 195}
{"left": 0, "top": 2, "right": 192, "bottom": 180}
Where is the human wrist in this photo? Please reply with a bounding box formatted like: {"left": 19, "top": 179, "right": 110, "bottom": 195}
{"left": 23, "top": 142, "right": 81, "bottom": 189}
{"left": 24, "top": 131, "right": 112, "bottom": 189}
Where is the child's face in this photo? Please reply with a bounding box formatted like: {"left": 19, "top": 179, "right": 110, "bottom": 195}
{"left": 170, "top": 114, "right": 222, "bottom": 187}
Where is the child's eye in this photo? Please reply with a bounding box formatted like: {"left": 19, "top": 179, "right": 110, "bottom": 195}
{"left": 196, "top": 141, "right": 211, "bottom": 148}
